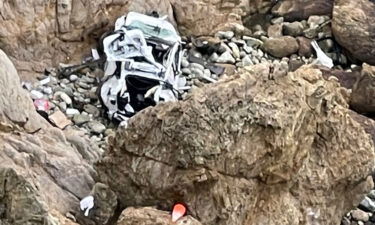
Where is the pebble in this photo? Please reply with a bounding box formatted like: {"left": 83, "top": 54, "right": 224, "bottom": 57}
{"left": 228, "top": 42, "right": 240, "bottom": 59}
{"left": 78, "top": 82, "right": 91, "bottom": 89}
{"left": 216, "top": 31, "right": 234, "bottom": 40}
{"left": 66, "top": 108, "right": 80, "bottom": 117}
{"left": 58, "top": 102, "right": 67, "bottom": 112}
{"left": 81, "top": 76, "right": 95, "bottom": 84}
{"left": 88, "top": 121, "right": 106, "bottom": 134}
{"left": 182, "top": 68, "right": 191, "bottom": 75}
{"left": 30, "top": 90, "right": 44, "bottom": 100}
{"left": 243, "top": 36, "right": 263, "bottom": 48}
{"left": 55, "top": 91, "right": 72, "bottom": 105}
{"left": 352, "top": 209, "right": 369, "bottom": 222}
{"left": 209, "top": 53, "right": 219, "bottom": 62}
{"left": 191, "top": 68, "right": 204, "bottom": 77}
{"left": 84, "top": 104, "right": 100, "bottom": 117}
{"left": 73, "top": 114, "right": 91, "bottom": 126}
{"left": 242, "top": 55, "right": 253, "bottom": 67}
{"left": 239, "top": 51, "right": 247, "bottom": 59}
{"left": 308, "top": 15, "right": 325, "bottom": 28}
{"left": 216, "top": 51, "right": 236, "bottom": 64}
{"left": 181, "top": 58, "right": 190, "bottom": 68}
{"left": 360, "top": 197, "right": 375, "bottom": 212}
{"left": 271, "top": 17, "right": 284, "bottom": 25}
{"left": 69, "top": 74, "right": 79, "bottom": 82}
{"left": 190, "top": 63, "right": 205, "bottom": 71}
{"left": 43, "top": 87, "right": 53, "bottom": 95}
{"left": 243, "top": 44, "right": 253, "bottom": 54}
{"left": 203, "top": 69, "right": 211, "bottom": 78}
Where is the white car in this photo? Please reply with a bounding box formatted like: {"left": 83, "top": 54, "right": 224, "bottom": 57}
{"left": 99, "top": 12, "right": 187, "bottom": 122}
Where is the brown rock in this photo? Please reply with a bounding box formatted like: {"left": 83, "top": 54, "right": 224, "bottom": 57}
{"left": 0, "top": 50, "right": 99, "bottom": 224}
{"left": 332, "top": 0, "right": 375, "bottom": 65}
{"left": 263, "top": 36, "right": 299, "bottom": 58}
{"left": 349, "top": 111, "right": 375, "bottom": 146}
{"left": 117, "top": 207, "right": 202, "bottom": 225}
{"left": 97, "top": 64, "right": 374, "bottom": 225}
{"left": 0, "top": 50, "right": 49, "bottom": 132}
{"left": 272, "top": 0, "right": 334, "bottom": 21}
{"left": 320, "top": 67, "right": 359, "bottom": 90}
{"left": 350, "top": 64, "right": 375, "bottom": 114}
{"left": 297, "top": 37, "right": 313, "bottom": 57}
{"left": 267, "top": 24, "right": 283, "bottom": 38}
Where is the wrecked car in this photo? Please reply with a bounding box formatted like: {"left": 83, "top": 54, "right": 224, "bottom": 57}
{"left": 99, "top": 12, "right": 187, "bottom": 123}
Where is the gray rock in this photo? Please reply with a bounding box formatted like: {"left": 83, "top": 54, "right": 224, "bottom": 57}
{"left": 30, "top": 90, "right": 44, "bottom": 100}
{"left": 303, "top": 27, "right": 318, "bottom": 39}
{"left": 84, "top": 104, "right": 100, "bottom": 117}
{"left": 73, "top": 114, "right": 90, "bottom": 126}
{"left": 203, "top": 69, "right": 211, "bottom": 77}
{"left": 239, "top": 51, "right": 247, "bottom": 59}
{"left": 351, "top": 209, "right": 369, "bottom": 222}
{"left": 190, "top": 63, "right": 205, "bottom": 71}
{"left": 243, "top": 44, "right": 253, "bottom": 54}
{"left": 271, "top": 17, "right": 284, "bottom": 24}
{"left": 61, "top": 78, "right": 70, "bottom": 84}
{"left": 78, "top": 82, "right": 91, "bottom": 89}
{"left": 81, "top": 76, "right": 95, "bottom": 84}
{"left": 42, "top": 87, "right": 53, "bottom": 95}
{"left": 88, "top": 121, "right": 106, "bottom": 134}
{"left": 243, "top": 36, "right": 264, "bottom": 48}
{"left": 66, "top": 108, "right": 80, "bottom": 117}
{"left": 283, "top": 22, "right": 304, "bottom": 36}
{"left": 267, "top": 24, "right": 283, "bottom": 38}
{"left": 242, "top": 55, "right": 253, "bottom": 67}
{"left": 181, "top": 58, "right": 190, "bottom": 68}
{"left": 228, "top": 42, "right": 240, "bottom": 59}
{"left": 360, "top": 197, "right": 375, "bottom": 212}
{"left": 307, "top": 15, "right": 326, "bottom": 28}
{"left": 191, "top": 68, "right": 204, "bottom": 77}
{"left": 182, "top": 68, "right": 191, "bottom": 75}
{"left": 209, "top": 52, "right": 219, "bottom": 62}
{"left": 58, "top": 102, "right": 67, "bottom": 112}
{"left": 54, "top": 91, "right": 72, "bottom": 105}
{"left": 216, "top": 31, "right": 234, "bottom": 39}
{"left": 77, "top": 87, "right": 87, "bottom": 93}
{"left": 69, "top": 74, "right": 79, "bottom": 82}
{"left": 216, "top": 51, "right": 236, "bottom": 64}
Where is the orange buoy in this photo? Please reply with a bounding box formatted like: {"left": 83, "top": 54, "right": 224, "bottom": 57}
{"left": 172, "top": 203, "right": 186, "bottom": 222}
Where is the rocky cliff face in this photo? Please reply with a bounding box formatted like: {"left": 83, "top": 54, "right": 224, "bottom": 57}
{"left": 0, "top": 0, "right": 272, "bottom": 79}
{"left": 0, "top": 49, "right": 99, "bottom": 225}
{"left": 96, "top": 64, "right": 375, "bottom": 225}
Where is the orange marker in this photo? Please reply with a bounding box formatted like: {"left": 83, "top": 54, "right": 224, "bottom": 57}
{"left": 172, "top": 203, "right": 186, "bottom": 222}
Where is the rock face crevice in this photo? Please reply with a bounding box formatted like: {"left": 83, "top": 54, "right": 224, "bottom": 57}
{"left": 97, "top": 64, "right": 375, "bottom": 225}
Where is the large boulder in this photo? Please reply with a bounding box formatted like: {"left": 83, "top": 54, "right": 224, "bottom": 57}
{"left": 116, "top": 207, "right": 202, "bottom": 225}
{"left": 97, "top": 64, "right": 374, "bottom": 225}
{"left": 0, "top": 49, "right": 100, "bottom": 225}
{"left": 272, "top": 0, "right": 334, "bottom": 21}
{"left": 332, "top": 0, "right": 375, "bottom": 65}
{"left": 350, "top": 64, "right": 375, "bottom": 114}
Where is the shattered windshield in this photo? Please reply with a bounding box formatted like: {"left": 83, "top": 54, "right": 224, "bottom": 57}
{"left": 127, "top": 20, "right": 180, "bottom": 45}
